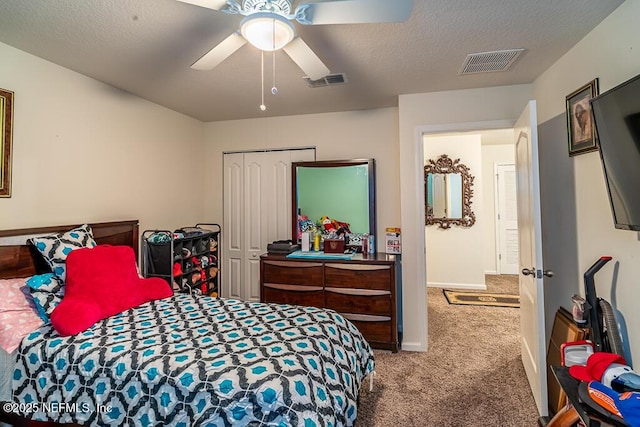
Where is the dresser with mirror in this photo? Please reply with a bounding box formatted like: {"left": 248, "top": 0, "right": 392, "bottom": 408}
{"left": 259, "top": 158, "right": 400, "bottom": 352}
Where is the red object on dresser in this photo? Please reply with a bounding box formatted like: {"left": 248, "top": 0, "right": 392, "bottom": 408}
{"left": 50, "top": 245, "right": 172, "bottom": 336}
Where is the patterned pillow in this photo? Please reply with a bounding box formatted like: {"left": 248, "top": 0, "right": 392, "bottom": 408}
{"left": 30, "top": 224, "right": 97, "bottom": 281}
{"left": 0, "top": 278, "right": 45, "bottom": 352}
{"left": 26, "top": 273, "right": 65, "bottom": 323}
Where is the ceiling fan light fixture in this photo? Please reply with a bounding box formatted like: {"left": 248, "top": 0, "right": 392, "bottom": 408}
{"left": 240, "top": 13, "right": 295, "bottom": 51}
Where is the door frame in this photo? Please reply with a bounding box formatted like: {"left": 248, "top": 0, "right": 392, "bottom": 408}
{"left": 400, "top": 119, "right": 516, "bottom": 352}
{"left": 413, "top": 119, "right": 515, "bottom": 353}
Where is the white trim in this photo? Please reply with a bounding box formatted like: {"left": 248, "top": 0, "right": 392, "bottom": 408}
{"left": 222, "top": 146, "right": 316, "bottom": 156}
{"left": 485, "top": 270, "right": 498, "bottom": 275}
{"left": 417, "top": 120, "right": 515, "bottom": 135}
{"left": 427, "top": 281, "right": 487, "bottom": 290}
{"left": 400, "top": 341, "right": 426, "bottom": 352}
{"left": 400, "top": 125, "right": 429, "bottom": 353}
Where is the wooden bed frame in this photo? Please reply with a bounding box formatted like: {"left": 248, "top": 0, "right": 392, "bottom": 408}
{"left": 0, "top": 220, "right": 138, "bottom": 427}
{"left": 0, "top": 220, "right": 139, "bottom": 280}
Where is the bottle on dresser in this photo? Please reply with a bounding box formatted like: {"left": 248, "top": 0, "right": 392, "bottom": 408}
{"left": 362, "top": 233, "right": 369, "bottom": 253}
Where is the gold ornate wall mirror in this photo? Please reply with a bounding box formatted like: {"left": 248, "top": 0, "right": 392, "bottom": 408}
{"left": 424, "top": 154, "right": 476, "bottom": 229}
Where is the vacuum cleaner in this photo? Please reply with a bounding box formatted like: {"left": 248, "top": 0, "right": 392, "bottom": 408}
{"left": 571, "top": 256, "right": 640, "bottom": 393}
{"left": 571, "top": 256, "right": 624, "bottom": 354}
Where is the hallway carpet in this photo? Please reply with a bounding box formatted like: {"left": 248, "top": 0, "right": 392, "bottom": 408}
{"left": 356, "top": 275, "right": 540, "bottom": 426}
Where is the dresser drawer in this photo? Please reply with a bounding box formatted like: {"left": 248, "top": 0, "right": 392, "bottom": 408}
{"left": 325, "top": 288, "right": 391, "bottom": 316}
{"left": 344, "top": 315, "right": 392, "bottom": 345}
{"left": 324, "top": 263, "right": 392, "bottom": 290}
{"left": 262, "top": 283, "right": 324, "bottom": 308}
{"left": 262, "top": 260, "right": 323, "bottom": 287}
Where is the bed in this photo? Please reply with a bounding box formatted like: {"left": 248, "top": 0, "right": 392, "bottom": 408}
{"left": 0, "top": 220, "right": 374, "bottom": 426}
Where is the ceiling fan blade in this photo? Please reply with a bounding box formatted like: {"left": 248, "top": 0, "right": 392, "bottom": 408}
{"left": 175, "top": 0, "right": 230, "bottom": 11}
{"left": 191, "top": 32, "right": 247, "bottom": 70}
{"left": 282, "top": 37, "right": 330, "bottom": 81}
{"left": 296, "top": 0, "right": 413, "bottom": 25}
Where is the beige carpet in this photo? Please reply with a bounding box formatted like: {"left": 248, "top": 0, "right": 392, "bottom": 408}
{"left": 357, "top": 275, "right": 540, "bottom": 426}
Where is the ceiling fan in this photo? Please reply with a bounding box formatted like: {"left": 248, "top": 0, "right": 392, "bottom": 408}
{"left": 177, "top": 0, "right": 414, "bottom": 81}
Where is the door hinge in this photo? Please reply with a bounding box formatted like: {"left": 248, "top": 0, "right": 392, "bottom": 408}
{"left": 499, "top": 254, "right": 502, "bottom": 260}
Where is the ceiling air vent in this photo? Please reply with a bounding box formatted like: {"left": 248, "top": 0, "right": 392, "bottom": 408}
{"left": 459, "top": 49, "right": 525, "bottom": 75}
{"left": 303, "top": 73, "right": 348, "bottom": 88}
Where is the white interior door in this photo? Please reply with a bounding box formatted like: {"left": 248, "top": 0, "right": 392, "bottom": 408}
{"left": 496, "top": 164, "right": 519, "bottom": 274}
{"left": 223, "top": 149, "right": 314, "bottom": 301}
{"left": 514, "top": 100, "right": 548, "bottom": 417}
{"left": 223, "top": 153, "right": 244, "bottom": 300}
{"left": 243, "top": 151, "right": 290, "bottom": 302}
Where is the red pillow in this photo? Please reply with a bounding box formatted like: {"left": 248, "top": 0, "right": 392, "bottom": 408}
{"left": 50, "top": 245, "right": 173, "bottom": 336}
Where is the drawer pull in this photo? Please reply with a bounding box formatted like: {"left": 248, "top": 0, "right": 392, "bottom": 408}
{"left": 342, "top": 313, "right": 391, "bottom": 322}
{"left": 326, "top": 264, "right": 390, "bottom": 271}
{"left": 264, "top": 283, "right": 322, "bottom": 292}
{"left": 264, "top": 261, "right": 322, "bottom": 268}
{"left": 325, "top": 287, "right": 390, "bottom": 297}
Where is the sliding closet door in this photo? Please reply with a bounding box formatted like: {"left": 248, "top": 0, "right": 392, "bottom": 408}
{"left": 223, "top": 149, "right": 314, "bottom": 301}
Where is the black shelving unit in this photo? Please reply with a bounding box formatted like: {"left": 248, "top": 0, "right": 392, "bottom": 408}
{"left": 142, "top": 224, "right": 220, "bottom": 296}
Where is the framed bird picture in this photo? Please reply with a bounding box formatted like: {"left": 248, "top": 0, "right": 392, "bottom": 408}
{"left": 566, "top": 79, "right": 599, "bottom": 156}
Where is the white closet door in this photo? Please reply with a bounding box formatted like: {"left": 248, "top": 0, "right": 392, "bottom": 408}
{"left": 223, "top": 153, "right": 244, "bottom": 300}
{"left": 223, "top": 149, "right": 314, "bottom": 301}
{"left": 497, "top": 164, "right": 519, "bottom": 274}
{"left": 244, "top": 151, "right": 280, "bottom": 301}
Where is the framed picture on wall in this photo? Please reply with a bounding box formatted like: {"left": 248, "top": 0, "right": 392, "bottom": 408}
{"left": 1, "top": 87, "right": 14, "bottom": 198}
{"left": 566, "top": 79, "right": 599, "bottom": 156}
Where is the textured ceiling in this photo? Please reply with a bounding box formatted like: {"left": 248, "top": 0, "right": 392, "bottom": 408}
{"left": 0, "top": 0, "right": 624, "bottom": 122}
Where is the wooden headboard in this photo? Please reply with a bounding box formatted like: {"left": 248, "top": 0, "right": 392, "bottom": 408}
{"left": 0, "top": 220, "right": 139, "bottom": 279}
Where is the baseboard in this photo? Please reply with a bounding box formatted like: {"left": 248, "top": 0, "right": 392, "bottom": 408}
{"left": 401, "top": 341, "right": 428, "bottom": 352}
{"left": 427, "top": 281, "right": 487, "bottom": 290}
{"left": 485, "top": 270, "right": 498, "bottom": 275}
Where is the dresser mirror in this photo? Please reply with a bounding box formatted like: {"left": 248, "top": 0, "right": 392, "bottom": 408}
{"left": 292, "top": 159, "right": 376, "bottom": 242}
{"left": 424, "top": 154, "right": 476, "bottom": 229}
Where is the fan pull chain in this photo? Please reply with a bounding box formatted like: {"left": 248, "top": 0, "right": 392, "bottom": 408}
{"left": 271, "top": 18, "right": 278, "bottom": 95}
{"left": 272, "top": 50, "right": 278, "bottom": 95}
{"left": 260, "top": 50, "right": 266, "bottom": 111}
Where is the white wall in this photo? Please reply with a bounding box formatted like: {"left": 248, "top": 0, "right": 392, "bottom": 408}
{"left": 481, "top": 143, "right": 515, "bottom": 274}
{"left": 398, "top": 84, "right": 533, "bottom": 351}
{"left": 532, "top": 0, "right": 640, "bottom": 365}
{"left": 0, "top": 42, "right": 205, "bottom": 235}
{"left": 424, "top": 134, "right": 484, "bottom": 288}
{"left": 202, "top": 108, "right": 401, "bottom": 245}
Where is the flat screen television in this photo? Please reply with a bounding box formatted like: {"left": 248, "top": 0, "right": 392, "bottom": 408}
{"left": 590, "top": 72, "right": 640, "bottom": 231}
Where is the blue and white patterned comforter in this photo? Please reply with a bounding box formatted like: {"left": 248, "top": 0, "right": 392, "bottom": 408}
{"left": 12, "top": 295, "right": 375, "bottom": 426}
